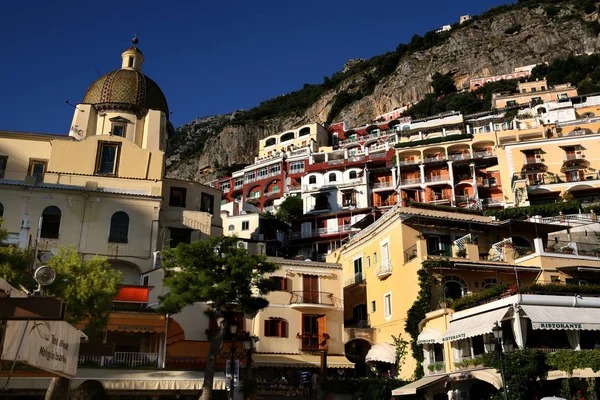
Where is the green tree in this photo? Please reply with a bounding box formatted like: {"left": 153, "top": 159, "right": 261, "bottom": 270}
{"left": 276, "top": 196, "right": 304, "bottom": 224}
{"left": 45, "top": 247, "right": 122, "bottom": 335}
{"left": 431, "top": 72, "right": 457, "bottom": 97}
{"left": 158, "top": 236, "right": 279, "bottom": 400}
{"left": 0, "top": 244, "right": 122, "bottom": 400}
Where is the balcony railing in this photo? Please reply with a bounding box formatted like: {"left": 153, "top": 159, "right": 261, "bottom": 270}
{"left": 473, "top": 150, "right": 495, "bottom": 158}
{"left": 344, "top": 272, "right": 366, "bottom": 286}
{"left": 426, "top": 362, "right": 446, "bottom": 376}
{"left": 221, "top": 186, "right": 230, "bottom": 193}
{"left": 290, "top": 225, "right": 353, "bottom": 239}
{"left": 448, "top": 153, "right": 470, "bottom": 161}
{"left": 371, "top": 181, "right": 394, "bottom": 189}
{"left": 264, "top": 190, "right": 281, "bottom": 197}
{"left": 398, "top": 158, "right": 419, "bottom": 166}
{"left": 399, "top": 177, "right": 421, "bottom": 185}
{"left": 563, "top": 153, "right": 585, "bottom": 161}
{"left": 523, "top": 157, "right": 543, "bottom": 165}
{"left": 424, "top": 175, "right": 451, "bottom": 183}
{"left": 79, "top": 352, "right": 160, "bottom": 368}
{"left": 375, "top": 262, "right": 392, "bottom": 278}
{"left": 423, "top": 155, "right": 447, "bottom": 163}
{"left": 516, "top": 172, "right": 600, "bottom": 186}
{"left": 290, "top": 291, "right": 336, "bottom": 306}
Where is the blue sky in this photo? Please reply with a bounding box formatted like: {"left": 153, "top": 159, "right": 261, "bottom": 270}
{"left": 0, "top": 0, "right": 511, "bottom": 133}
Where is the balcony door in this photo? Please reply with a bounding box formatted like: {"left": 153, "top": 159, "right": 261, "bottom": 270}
{"left": 302, "top": 314, "right": 327, "bottom": 350}
{"left": 303, "top": 274, "right": 319, "bottom": 303}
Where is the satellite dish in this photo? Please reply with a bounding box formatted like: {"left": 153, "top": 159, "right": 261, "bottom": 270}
{"left": 34, "top": 265, "right": 56, "bottom": 286}
{"left": 39, "top": 253, "right": 52, "bottom": 263}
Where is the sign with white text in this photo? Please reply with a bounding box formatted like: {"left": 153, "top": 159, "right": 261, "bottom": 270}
{"left": 1, "top": 320, "right": 80, "bottom": 378}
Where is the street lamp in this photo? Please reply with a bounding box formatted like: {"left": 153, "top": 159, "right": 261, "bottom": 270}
{"left": 218, "top": 322, "right": 255, "bottom": 400}
{"left": 492, "top": 322, "right": 509, "bottom": 400}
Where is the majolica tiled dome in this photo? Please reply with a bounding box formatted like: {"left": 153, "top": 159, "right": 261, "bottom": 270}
{"left": 82, "top": 46, "right": 169, "bottom": 116}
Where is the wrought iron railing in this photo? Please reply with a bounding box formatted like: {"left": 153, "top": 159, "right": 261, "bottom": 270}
{"left": 78, "top": 352, "right": 160, "bottom": 368}
{"left": 290, "top": 291, "right": 337, "bottom": 306}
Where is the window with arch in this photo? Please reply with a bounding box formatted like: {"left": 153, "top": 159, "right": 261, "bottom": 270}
{"left": 40, "top": 206, "right": 61, "bottom": 239}
{"left": 265, "top": 137, "right": 276, "bottom": 147}
{"left": 0, "top": 202, "right": 4, "bottom": 218}
{"left": 264, "top": 318, "right": 288, "bottom": 337}
{"left": 328, "top": 173, "right": 337, "bottom": 182}
{"left": 482, "top": 278, "right": 502, "bottom": 289}
{"left": 228, "top": 224, "right": 235, "bottom": 231}
{"left": 280, "top": 132, "right": 295, "bottom": 142}
{"left": 299, "top": 127, "right": 311, "bottom": 137}
{"left": 443, "top": 275, "right": 467, "bottom": 300}
{"left": 109, "top": 211, "right": 130, "bottom": 243}
{"left": 349, "top": 170, "right": 357, "bottom": 180}
{"left": 309, "top": 175, "right": 317, "bottom": 184}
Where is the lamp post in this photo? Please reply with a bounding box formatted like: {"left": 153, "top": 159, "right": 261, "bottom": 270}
{"left": 492, "top": 322, "right": 509, "bottom": 400}
{"left": 218, "top": 322, "right": 254, "bottom": 400}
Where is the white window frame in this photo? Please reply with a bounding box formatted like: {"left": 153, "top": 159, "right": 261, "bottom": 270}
{"left": 241, "top": 221, "right": 250, "bottom": 231}
{"left": 383, "top": 291, "right": 392, "bottom": 319}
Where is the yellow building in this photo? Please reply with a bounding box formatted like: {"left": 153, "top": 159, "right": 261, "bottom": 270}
{"left": 328, "top": 204, "right": 600, "bottom": 388}
{"left": 0, "top": 40, "right": 228, "bottom": 396}
{"left": 492, "top": 79, "right": 578, "bottom": 109}
{"left": 258, "top": 123, "right": 329, "bottom": 158}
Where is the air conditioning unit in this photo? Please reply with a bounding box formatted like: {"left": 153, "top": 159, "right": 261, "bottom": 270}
{"left": 237, "top": 241, "right": 248, "bottom": 250}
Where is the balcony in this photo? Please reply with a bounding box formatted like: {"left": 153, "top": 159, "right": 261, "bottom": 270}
{"left": 398, "top": 158, "right": 419, "bottom": 167}
{"left": 473, "top": 150, "right": 495, "bottom": 159}
{"left": 375, "top": 262, "right": 392, "bottom": 279}
{"left": 113, "top": 285, "right": 149, "bottom": 305}
{"left": 448, "top": 153, "right": 471, "bottom": 161}
{"left": 399, "top": 177, "right": 421, "bottom": 186}
{"left": 563, "top": 153, "right": 585, "bottom": 161}
{"left": 424, "top": 175, "right": 451, "bottom": 183}
{"left": 423, "top": 154, "right": 448, "bottom": 164}
{"left": 79, "top": 352, "right": 160, "bottom": 369}
{"left": 344, "top": 272, "right": 366, "bottom": 287}
{"left": 371, "top": 181, "right": 394, "bottom": 189}
{"left": 233, "top": 183, "right": 243, "bottom": 191}
{"left": 264, "top": 190, "right": 281, "bottom": 198}
{"left": 523, "top": 157, "right": 544, "bottom": 165}
{"left": 303, "top": 178, "right": 365, "bottom": 193}
{"left": 290, "top": 291, "right": 339, "bottom": 310}
{"left": 221, "top": 186, "right": 230, "bottom": 193}
{"left": 290, "top": 225, "right": 353, "bottom": 239}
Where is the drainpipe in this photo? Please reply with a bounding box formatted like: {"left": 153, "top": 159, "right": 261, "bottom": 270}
{"left": 32, "top": 216, "right": 43, "bottom": 272}
{"left": 161, "top": 314, "right": 169, "bottom": 369}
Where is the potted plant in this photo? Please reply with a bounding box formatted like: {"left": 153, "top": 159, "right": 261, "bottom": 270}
{"left": 562, "top": 246, "right": 575, "bottom": 254}
{"left": 456, "top": 248, "right": 467, "bottom": 258}
{"left": 545, "top": 244, "right": 556, "bottom": 252}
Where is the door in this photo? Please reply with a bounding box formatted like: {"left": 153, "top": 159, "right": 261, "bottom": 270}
{"left": 353, "top": 258, "right": 363, "bottom": 283}
{"left": 303, "top": 274, "right": 319, "bottom": 304}
{"left": 301, "top": 222, "right": 312, "bottom": 238}
{"left": 327, "top": 218, "right": 338, "bottom": 234}
{"left": 302, "top": 315, "right": 319, "bottom": 349}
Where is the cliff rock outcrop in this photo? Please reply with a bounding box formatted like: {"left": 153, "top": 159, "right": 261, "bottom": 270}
{"left": 166, "top": 3, "right": 600, "bottom": 183}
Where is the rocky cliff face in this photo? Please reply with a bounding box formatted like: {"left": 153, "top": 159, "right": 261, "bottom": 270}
{"left": 166, "top": 3, "right": 600, "bottom": 183}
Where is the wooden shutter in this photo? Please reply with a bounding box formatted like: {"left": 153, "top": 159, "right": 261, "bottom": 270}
{"left": 264, "top": 319, "right": 270, "bottom": 336}
{"left": 317, "top": 315, "right": 327, "bottom": 349}
{"left": 281, "top": 320, "right": 287, "bottom": 337}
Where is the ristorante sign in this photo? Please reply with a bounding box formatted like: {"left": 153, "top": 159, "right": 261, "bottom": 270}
{"left": 534, "top": 322, "right": 584, "bottom": 330}
{"left": 1, "top": 320, "right": 80, "bottom": 378}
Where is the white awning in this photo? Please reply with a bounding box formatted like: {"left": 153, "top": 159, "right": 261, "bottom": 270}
{"left": 417, "top": 328, "right": 443, "bottom": 344}
{"left": 365, "top": 342, "right": 396, "bottom": 364}
{"left": 0, "top": 370, "right": 228, "bottom": 391}
{"left": 521, "top": 305, "right": 600, "bottom": 330}
{"left": 391, "top": 374, "right": 447, "bottom": 395}
{"left": 442, "top": 307, "right": 510, "bottom": 342}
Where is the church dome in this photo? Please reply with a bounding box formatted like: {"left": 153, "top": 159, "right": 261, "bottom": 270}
{"left": 82, "top": 44, "right": 169, "bottom": 117}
